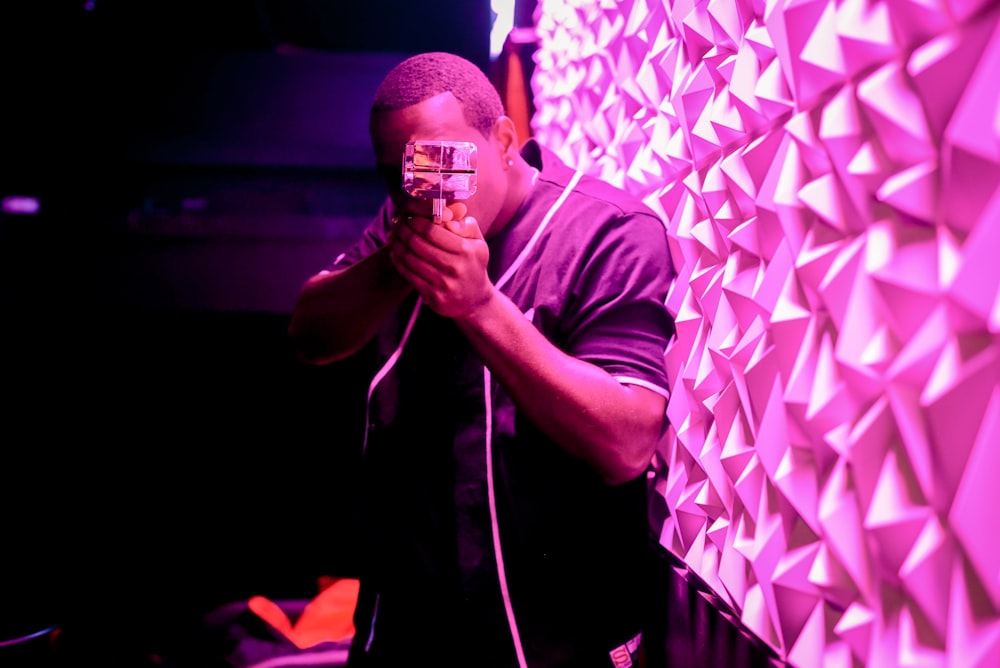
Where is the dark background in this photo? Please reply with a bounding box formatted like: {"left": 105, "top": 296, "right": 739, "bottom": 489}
{"left": 1, "top": 1, "right": 501, "bottom": 664}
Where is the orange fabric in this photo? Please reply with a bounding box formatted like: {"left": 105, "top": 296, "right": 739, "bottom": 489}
{"left": 505, "top": 44, "right": 532, "bottom": 143}
{"left": 248, "top": 577, "right": 360, "bottom": 650}
{"left": 248, "top": 595, "right": 296, "bottom": 638}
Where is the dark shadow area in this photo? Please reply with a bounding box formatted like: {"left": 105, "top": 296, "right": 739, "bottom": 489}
{"left": 0, "top": 4, "right": 486, "bottom": 660}
{"left": 1, "top": 301, "right": 373, "bottom": 666}
{"left": 643, "top": 543, "right": 788, "bottom": 668}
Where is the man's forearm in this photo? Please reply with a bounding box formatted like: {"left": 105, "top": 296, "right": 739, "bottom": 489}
{"left": 288, "top": 245, "right": 413, "bottom": 365}
{"left": 455, "top": 287, "right": 666, "bottom": 485}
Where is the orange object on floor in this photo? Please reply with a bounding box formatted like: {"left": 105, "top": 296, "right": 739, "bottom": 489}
{"left": 247, "top": 577, "right": 359, "bottom": 650}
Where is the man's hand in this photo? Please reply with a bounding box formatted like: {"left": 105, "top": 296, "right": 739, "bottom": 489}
{"left": 388, "top": 202, "right": 494, "bottom": 319}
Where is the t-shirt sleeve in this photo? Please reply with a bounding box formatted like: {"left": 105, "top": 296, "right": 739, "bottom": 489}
{"left": 326, "top": 198, "right": 394, "bottom": 271}
{"left": 564, "top": 211, "right": 676, "bottom": 399}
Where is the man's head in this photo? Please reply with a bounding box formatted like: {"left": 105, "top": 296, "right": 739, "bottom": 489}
{"left": 369, "top": 51, "right": 527, "bottom": 237}
{"left": 371, "top": 51, "right": 504, "bottom": 138}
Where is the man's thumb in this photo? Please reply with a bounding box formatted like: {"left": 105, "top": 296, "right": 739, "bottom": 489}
{"left": 445, "top": 216, "right": 481, "bottom": 238}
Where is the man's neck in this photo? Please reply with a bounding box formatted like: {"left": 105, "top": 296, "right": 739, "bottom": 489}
{"left": 487, "top": 159, "right": 537, "bottom": 239}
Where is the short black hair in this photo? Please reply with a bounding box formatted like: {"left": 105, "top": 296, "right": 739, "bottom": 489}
{"left": 371, "top": 51, "right": 505, "bottom": 138}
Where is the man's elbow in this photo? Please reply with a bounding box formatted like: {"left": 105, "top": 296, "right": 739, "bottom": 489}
{"left": 599, "top": 420, "right": 660, "bottom": 485}
{"left": 602, "top": 442, "right": 657, "bottom": 486}
{"left": 602, "top": 395, "right": 666, "bottom": 485}
{"left": 294, "top": 348, "right": 339, "bottom": 366}
{"left": 288, "top": 321, "right": 345, "bottom": 366}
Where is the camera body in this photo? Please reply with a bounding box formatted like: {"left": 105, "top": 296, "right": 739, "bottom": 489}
{"left": 402, "top": 140, "right": 478, "bottom": 221}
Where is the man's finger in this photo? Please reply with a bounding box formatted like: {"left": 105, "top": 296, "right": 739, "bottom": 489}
{"left": 444, "top": 216, "right": 481, "bottom": 239}
{"left": 464, "top": 216, "right": 482, "bottom": 238}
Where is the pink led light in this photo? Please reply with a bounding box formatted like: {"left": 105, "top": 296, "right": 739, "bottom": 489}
{"left": 533, "top": 0, "right": 1000, "bottom": 663}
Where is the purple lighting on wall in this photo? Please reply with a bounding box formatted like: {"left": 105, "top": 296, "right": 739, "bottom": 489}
{"left": 2, "top": 196, "right": 41, "bottom": 216}
{"left": 532, "top": 0, "right": 1000, "bottom": 665}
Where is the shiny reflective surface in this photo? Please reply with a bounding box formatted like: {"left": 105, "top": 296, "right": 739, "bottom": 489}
{"left": 402, "top": 140, "right": 478, "bottom": 201}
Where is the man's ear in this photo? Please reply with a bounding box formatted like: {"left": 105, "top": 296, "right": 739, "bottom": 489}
{"left": 494, "top": 115, "right": 520, "bottom": 164}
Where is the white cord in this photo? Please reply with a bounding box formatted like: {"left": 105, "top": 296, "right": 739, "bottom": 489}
{"left": 362, "top": 297, "right": 423, "bottom": 454}
{"left": 486, "top": 170, "right": 582, "bottom": 667}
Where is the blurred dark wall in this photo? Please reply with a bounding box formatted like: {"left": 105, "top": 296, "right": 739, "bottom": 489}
{"left": 1, "top": 0, "right": 494, "bottom": 313}
{"left": 0, "top": 2, "right": 494, "bottom": 664}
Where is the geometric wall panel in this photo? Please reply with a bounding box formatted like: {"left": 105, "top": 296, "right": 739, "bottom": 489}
{"left": 532, "top": 0, "right": 1000, "bottom": 665}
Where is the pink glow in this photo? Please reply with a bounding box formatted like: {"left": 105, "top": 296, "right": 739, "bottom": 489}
{"left": 533, "top": 0, "right": 1000, "bottom": 664}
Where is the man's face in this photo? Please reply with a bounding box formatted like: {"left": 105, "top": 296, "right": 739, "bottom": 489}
{"left": 370, "top": 92, "right": 506, "bottom": 237}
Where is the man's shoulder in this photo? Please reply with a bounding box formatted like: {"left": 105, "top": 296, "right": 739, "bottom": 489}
{"left": 572, "top": 173, "right": 658, "bottom": 219}
{"left": 527, "top": 140, "right": 662, "bottom": 224}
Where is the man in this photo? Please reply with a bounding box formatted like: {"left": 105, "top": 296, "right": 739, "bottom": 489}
{"left": 288, "top": 51, "right": 675, "bottom": 668}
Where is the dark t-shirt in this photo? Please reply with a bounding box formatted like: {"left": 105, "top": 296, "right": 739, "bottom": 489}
{"left": 334, "top": 140, "right": 675, "bottom": 668}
